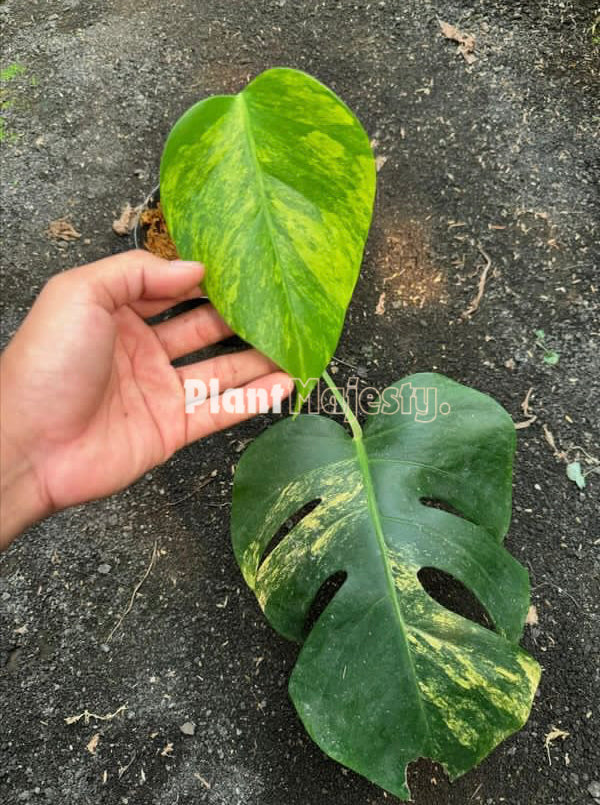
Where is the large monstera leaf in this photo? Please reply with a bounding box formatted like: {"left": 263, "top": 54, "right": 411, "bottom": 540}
{"left": 159, "top": 68, "right": 375, "bottom": 401}
{"left": 231, "top": 373, "right": 541, "bottom": 800}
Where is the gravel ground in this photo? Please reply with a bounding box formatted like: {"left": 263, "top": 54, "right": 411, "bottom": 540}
{"left": 1, "top": 1, "right": 599, "bottom": 804}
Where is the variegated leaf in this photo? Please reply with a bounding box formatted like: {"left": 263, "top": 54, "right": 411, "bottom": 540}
{"left": 159, "top": 67, "right": 376, "bottom": 401}
{"left": 231, "top": 373, "right": 540, "bottom": 800}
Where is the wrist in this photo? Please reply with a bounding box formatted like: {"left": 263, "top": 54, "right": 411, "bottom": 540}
{"left": 0, "top": 426, "right": 52, "bottom": 549}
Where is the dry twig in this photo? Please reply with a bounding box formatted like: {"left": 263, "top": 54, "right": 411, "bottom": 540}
{"left": 521, "top": 387, "right": 534, "bottom": 417}
{"left": 515, "top": 386, "right": 537, "bottom": 429}
{"left": 105, "top": 541, "right": 159, "bottom": 643}
{"left": 194, "top": 774, "right": 212, "bottom": 790}
{"left": 153, "top": 474, "right": 216, "bottom": 513}
{"left": 543, "top": 424, "right": 568, "bottom": 461}
{"left": 118, "top": 752, "right": 137, "bottom": 778}
{"left": 65, "top": 703, "right": 127, "bottom": 725}
{"left": 462, "top": 245, "right": 492, "bottom": 318}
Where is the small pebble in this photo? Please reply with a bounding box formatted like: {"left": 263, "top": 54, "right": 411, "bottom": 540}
{"left": 180, "top": 721, "right": 195, "bottom": 736}
{"left": 97, "top": 564, "right": 111, "bottom": 575}
{"left": 588, "top": 781, "right": 600, "bottom": 799}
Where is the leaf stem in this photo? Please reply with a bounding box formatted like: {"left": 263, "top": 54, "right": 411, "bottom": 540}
{"left": 321, "top": 369, "right": 363, "bottom": 441}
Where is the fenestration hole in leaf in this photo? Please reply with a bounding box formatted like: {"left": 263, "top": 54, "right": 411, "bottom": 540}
{"left": 304, "top": 572, "right": 348, "bottom": 637}
{"left": 420, "top": 497, "right": 470, "bottom": 522}
{"left": 258, "top": 499, "right": 321, "bottom": 569}
{"left": 417, "top": 567, "right": 495, "bottom": 632}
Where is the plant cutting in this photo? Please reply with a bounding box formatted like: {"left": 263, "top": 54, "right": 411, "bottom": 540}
{"left": 158, "top": 67, "right": 540, "bottom": 801}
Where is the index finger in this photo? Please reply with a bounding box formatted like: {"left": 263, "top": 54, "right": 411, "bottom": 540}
{"left": 66, "top": 250, "right": 205, "bottom": 311}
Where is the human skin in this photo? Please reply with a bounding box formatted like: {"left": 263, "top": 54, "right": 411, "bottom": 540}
{"left": 0, "top": 250, "right": 292, "bottom": 548}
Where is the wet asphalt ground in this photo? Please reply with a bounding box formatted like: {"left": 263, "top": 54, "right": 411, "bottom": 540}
{"left": 1, "top": 1, "right": 599, "bottom": 803}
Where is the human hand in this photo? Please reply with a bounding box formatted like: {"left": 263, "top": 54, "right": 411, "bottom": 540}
{"left": 0, "top": 250, "right": 292, "bottom": 547}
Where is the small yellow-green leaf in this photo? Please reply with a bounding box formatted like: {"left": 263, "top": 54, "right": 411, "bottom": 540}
{"left": 159, "top": 68, "right": 376, "bottom": 399}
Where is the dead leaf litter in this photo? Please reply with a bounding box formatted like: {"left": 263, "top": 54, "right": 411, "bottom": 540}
{"left": 45, "top": 217, "right": 81, "bottom": 242}
{"left": 544, "top": 727, "right": 570, "bottom": 765}
{"left": 112, "top": 203, "right": 141, "bottom": 236}
{"left": 439, "top": 20, "right": 477, "bottom": 64}
{"left": 65, "top": 704, "right": 127, "bottom": 726}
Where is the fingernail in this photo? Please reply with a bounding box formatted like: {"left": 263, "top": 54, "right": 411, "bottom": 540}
{"left": 169, "top": 259, "right": 204, "bottom": 271}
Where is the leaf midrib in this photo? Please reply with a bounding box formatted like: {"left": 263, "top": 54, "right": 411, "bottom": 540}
{"left": 236, "top": 92, "right": 307, "bottom": 380}
{"left": 352, "top": 433, "right": 430, "bottom": 736}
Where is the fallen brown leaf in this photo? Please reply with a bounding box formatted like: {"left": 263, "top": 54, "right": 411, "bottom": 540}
{"left": 112, "top": 203, "right": 141, "bottom": 236}
{"left": 375, "top": 291, "right": 386, "bottom": 316}
{"left": 375, "top": 154, "right": 388, "bottom": 172}
{"left": 46, "top": 217, "right": 81, "bottom": 242}
{"left": 526, "top": 605, "right": 538, "bottom": 626}
{"left": 439, "top": 20, "right": 477, "bottom": 64}
{"left": 544, "top": 727, "right": 569, "bottom": 765}
{"left": 515, "top": 418, "right": 536, "bottom": 430}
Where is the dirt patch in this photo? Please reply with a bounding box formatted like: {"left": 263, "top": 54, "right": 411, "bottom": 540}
{"left": 192, "top": 60, "right": 256, "bottom": 95}
{"left": 375, "top": 221, "right": 448, "bottom": 310}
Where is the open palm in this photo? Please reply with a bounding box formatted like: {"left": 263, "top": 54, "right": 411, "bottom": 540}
{"left": 0, "top": 251, "right": 291, "bottom": 521}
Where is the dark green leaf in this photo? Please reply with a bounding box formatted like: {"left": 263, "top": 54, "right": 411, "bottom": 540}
{"left": 232, "top": 373, "right": 540, "bottom": 799}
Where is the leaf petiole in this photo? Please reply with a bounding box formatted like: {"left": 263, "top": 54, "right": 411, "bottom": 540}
{"left": 321, "top": 368, "right": 363, "bottom": 441}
